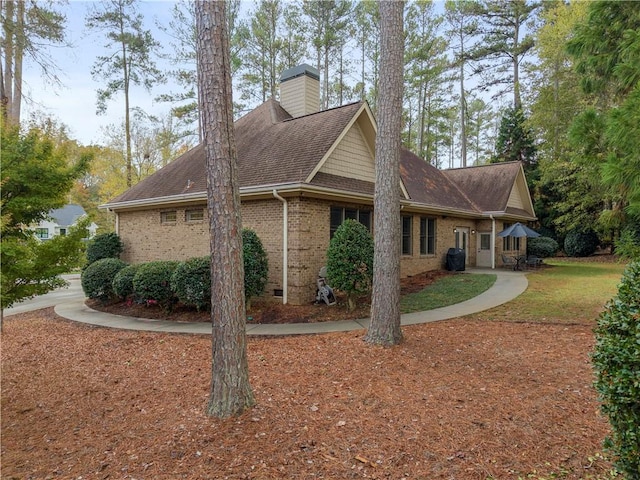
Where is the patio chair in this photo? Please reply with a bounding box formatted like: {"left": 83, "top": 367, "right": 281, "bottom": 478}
{"left": 526, "top": 255, "right": 543, "bottom": 269}
{"left": 501, "top": 254, "right": 517, "bottom": 270}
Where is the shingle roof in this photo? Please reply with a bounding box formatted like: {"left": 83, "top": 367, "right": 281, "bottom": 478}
{"left": 108, "top": 100, "right": 364, "bottom": 204}
{"left": 442, "top": 162, "right": 523, "bottom": 212}
{"left": 106, "top": 99, "right": 532, "bottom": 220}
{"left": 400, "top": 149, "right": 478, "bottom": 213}
{"left": 49, "top": 204, "right": 87, "bottom": 226}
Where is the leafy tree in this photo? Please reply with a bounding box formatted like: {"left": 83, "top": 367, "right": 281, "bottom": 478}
{"left": 326, "top": 219, "right": 373, "bottom": 312}
{"left": 196, "top": 0, "right": 255, "bottom": 418}
{"left": 366, "top": 0, "right": 404, "bottom": 346}
{"left": 0, "top": 0, "right": 67, "bottom": 124}
{"left": 1, "top": 122, "right": 90, "bottom": 323}
{"left": 592, "top": 261, "right": 640, "bottom": 478}
{"left": 86, "top": 0, "right": 164, "bottom": 188}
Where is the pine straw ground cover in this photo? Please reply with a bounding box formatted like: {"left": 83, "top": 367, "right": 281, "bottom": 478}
{"left": 1, "top": 261, "right": 625, "bottom": 480}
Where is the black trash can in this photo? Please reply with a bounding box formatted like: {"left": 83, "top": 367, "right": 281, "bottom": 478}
{"left": 446, "top": 247, "right": 465, "bottom": 271}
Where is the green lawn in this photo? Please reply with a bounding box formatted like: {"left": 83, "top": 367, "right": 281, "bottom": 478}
{"left": 474, "top": 259, "right": 627, "bottom": 324}
{"left": 400, "top": 273, "right": 497, "bottom": 313}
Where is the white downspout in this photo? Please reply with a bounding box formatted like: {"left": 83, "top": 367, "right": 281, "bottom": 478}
{"left": 490, "top": 214, "right": 496, "bottom": 269}
{"left": 272, "top": 190, "right": 288, "bottom": 304}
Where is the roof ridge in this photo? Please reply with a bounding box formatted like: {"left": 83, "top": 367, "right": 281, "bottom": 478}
{"left": 281, "top": 100, "right": 363, "bottom": 123}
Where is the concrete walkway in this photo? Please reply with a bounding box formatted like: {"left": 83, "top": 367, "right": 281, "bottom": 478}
{"left": 46, "top": 269, "right": 528, "bottom": 336}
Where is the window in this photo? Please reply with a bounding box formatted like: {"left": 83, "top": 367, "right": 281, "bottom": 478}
{"left": 330, "top": 207, "right": 372, "bottom": 238}
{"left": 185, "top": 209, "right": 204, "bottom": 222}
{"left": 402, "top": 215, "right": 412, "bottom": 255}
{"left": 58, "top": 228, "right": 67, "bottom": 236}
{"left": 419, "top": 217, "right": 436, "bottom": 255}
{"left": 161, "top": 211, "right": 177, "bottom": 224}
{"left": 502, "top": 223, "right": 520, "bottom": 251}
{"left": 35, "top": 228, "right": 49, "bottom": 239}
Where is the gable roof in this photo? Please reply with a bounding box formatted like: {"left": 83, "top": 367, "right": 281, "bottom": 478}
{"left": 108, "top": 100, "right": 365, "bottom": 205}
{"left": 48, "top": 204, "right": 88, "bottom": 226}
{"left": 104, "top": 99, "right": 535, "bottom": 221}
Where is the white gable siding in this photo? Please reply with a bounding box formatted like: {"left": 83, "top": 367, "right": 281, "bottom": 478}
{"left": 506, "top": 173, "right": 529, "bottom": 210}
{"left": 319, "top": 123, "right": 374, "bottom": 182}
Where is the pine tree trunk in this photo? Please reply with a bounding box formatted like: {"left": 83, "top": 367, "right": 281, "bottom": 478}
{"left": 365, "top": 0, "right": 404, "bottom": 347}
{"left": 196, "top": 0, "right": 255, "bottom": 418}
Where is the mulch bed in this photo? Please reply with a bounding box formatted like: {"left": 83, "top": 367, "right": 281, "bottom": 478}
{"left": 1, "top": 307, "right": 613, "bottom": 479}
{"left": 87, "top": 270, "right": 454, "bottom": 324}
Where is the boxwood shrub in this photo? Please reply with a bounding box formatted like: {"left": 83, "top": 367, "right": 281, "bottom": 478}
{"left": 170, "top": 256, "right": 211, "bottom": 311}
{"left": 112, "top": 264, "right": 142, "bottom": 301}
{"left": 592, "top": 261, "right": 640, "bottom": 477}
{"left": 81, "top": 257, "right": 128, "bottom": 302}
{"left": 133, "top": 261, "right": 180, "bottom": 309}
{"left": 564, "top": 228, "right": 599, "bottom": 257}
{"left": 527, "top": 236, "right": 559, "bottom": 258}
{"left": 86, "top": 232, "right": 124, "bottom": 266}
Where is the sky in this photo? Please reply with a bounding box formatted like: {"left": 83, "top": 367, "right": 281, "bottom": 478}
{"left": 22, "top": 0, "right": 183, "bottom": 145}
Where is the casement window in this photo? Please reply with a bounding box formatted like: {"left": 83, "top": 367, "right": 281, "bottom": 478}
{"left": 185, "top": 209, "right": 204, "bottom": 222}
{"left": 402, "top": 215, "right": 412, "bottom": 255}
{"left": 419, "top": 217, "right": 436, "bottom": 255}
{"left": 160, "top": 211, "right": 177, "bottom": 224}
{"left": 330, "top": 206, "right": 372, "bottom": 238}
{"left": 502, "top": 223, "right": 520, "bottom": 251}
{"left": 35, "top": 228, "right": 49, "bottom": 239}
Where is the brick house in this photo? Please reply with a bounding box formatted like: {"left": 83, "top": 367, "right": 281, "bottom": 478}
{"left": 103, "top": 64, "right": 536, "bottom": 305}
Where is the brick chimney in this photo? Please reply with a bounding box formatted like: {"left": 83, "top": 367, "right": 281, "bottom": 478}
{"left": 279, "top": 64, "right": 320, "bottom": 118}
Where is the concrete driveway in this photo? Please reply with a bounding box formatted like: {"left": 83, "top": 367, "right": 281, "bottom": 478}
{"left": 4, "top": 274, "right": 83, "bottom": 316}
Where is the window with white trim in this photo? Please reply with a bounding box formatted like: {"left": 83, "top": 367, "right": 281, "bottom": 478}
{"left": 35, "top": 228, "right": 49, "bottom": 239}
{"left": 419, "top": 217, "right": 436, "bottom": 255}
{"left": 161, "top": 211, "right": 177, "bottom": 224}
{"left": 185, "top": 209, "right": 204, "bottom": 222}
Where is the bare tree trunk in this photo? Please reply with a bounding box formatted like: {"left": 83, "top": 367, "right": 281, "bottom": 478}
{"left": 2, "top": 0, "right": 15, "bottom": 123}
{"left": 196, "top": 0, "right": 255, "bottom": 418}
{"left": 365, "top": 0, "right": 404, "bottom": 347}
{"left": 10, "top": 0, "right": 23, "bottom": 123}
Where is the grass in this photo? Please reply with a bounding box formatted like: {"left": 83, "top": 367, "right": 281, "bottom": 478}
{"left": 474, "top": 259, "right": 627, "bottom": 324}
{"left": 400, "top": 273, "right": 496, "bottom": 313}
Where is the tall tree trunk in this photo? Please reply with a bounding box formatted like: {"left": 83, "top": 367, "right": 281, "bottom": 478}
{"left": 459, "top": 45, "right": 467, "bottom": 167}
{"left": 196, "top": 0, "right": 255, "bottom": 418}
{"left": 3, "top": 0, "right": 15, "bottom": 123}
{"left": 365, "top": 0, "right": 404, "bottom": 347}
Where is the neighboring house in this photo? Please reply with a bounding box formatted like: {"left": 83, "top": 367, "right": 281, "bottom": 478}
{"left": 102, "top": 64, "right": 536, "bottom": 305}
{"left": 34, "top": 204, "right": 98, "bottom": 240}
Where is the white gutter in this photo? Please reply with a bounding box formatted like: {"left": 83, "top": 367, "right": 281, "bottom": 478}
{"left": 272, "top": 190, "right": 288, "bottom": 304}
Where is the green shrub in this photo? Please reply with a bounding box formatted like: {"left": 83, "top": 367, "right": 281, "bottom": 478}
{"left": 592, "top": 261, "right": 640, "bottom": 478}
{"left": 326, "top": 219, "right": 374, "bottom": 311}
{"left": 243, "top": 229, "right": 268, "bottom": 308}
{"left": 86, "top": 232, "right": 124, "bottom": 266}
{"left": 81, "top": 257, "right": 127, "bottom": 302}
{"left": 133, "top": 261, "right": 180, "bottom": 309}
{"left": 527, "top": 236, "right": 559, "bottom": 258}
{"left": 170, "top": 256, "right": 211, "bottom": 311}
{"left": 564, "top": 228, "right": 599, "bottom": 257}
{"left": 112, "top": 264, "right": 142, "bottom": 300}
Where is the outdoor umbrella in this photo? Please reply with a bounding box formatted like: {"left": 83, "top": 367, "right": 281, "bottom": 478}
{"left": 497, "top": 222, "right": 541, "bottom": 238}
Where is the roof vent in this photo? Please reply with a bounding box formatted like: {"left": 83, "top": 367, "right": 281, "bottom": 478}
{"left": 279, "top": 64, "right": 320, "bottom": 118}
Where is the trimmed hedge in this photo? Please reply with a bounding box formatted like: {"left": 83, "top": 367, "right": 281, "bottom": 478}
{"left": 170, "top": 256, "right": 211, "bottom": 311}
{"left": 132, "top": 261, "right": 180, "bottom": 309}
{"left": 527, "top": 236, "right": 559, "bottom": 258}
{"left": 81, "top": 258, "right": 128, "bottom": 302}
{"left": 112, "top": 264, "right": 142, "bottom": 300}
{"left": 326, "top": 219, "right": 374, "bottom": 311}
{"left": 564, "top": 228, "right": 599, "bottom": 257}
{"left": 86, "top": 232, "right": 124, "bottom": 266}
{"left": 242, "top": 228, "right": 268, "bottom": 307}
{"left": 592, "top": 261, "right": 640, "bottom": 477}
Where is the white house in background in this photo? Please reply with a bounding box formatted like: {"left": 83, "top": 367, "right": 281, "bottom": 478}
{"left": 33, "top": 204, "right": 98, "bottom": 240}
